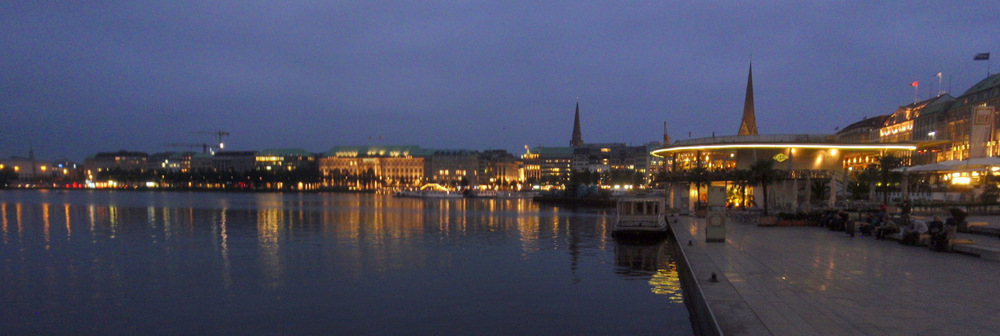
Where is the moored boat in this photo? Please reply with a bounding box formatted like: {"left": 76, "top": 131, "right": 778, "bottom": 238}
{"left": 612, "top": 196, "right": 668, "bottom": 237}
{"left": 392, "top": 190, "right": 463, "bottom": 198}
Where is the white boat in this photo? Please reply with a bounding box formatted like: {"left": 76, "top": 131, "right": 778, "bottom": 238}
{"left": 612, "top": 196, "right": 668, "bottom": 237}
{"left": 392, "top": 190, "right": 464, "bottom": 198}
{"left": 468, "top": 190, "right": 498, "bottom": 198}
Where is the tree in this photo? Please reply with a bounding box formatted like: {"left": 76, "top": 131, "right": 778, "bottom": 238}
{"left": 981, "top": 184, "right": 1000, "bottom": 204}
{"left": 749, "top": 159, "right": 779, "bottom": 216}
{"left": 731, "top": 169, "right": 752, "bottom": 208}
{"left": 878, "top": 155, "right": 904, "bottom": 204}
{"left": 810, "top": 180, "right": 830, "bottom": 204}
{"left": 689, "top": 166, "right": 710, "bottom": 205}
{"left": 847, "top": 165, "right": 878, "bottom": 200}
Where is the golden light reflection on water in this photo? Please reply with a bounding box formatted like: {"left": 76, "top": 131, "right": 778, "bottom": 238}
{"left": 88, "top": 205, "right": 96, "bottom": 240}
{"left": 257, "top": 195, "right": 284, "bottom": 288}
{"left": 218, "top": 207, "right": 232, "bottom": 288}
{"left": 16, "top": 203, "right": 23, "bottom": 242}
{"left": 615, "top": 241, "right": 684, "bottom": 303}
{"left": 163, "top": 205, "right": 172, "bottom": 240}
{"left": 0, "top": 193, "right": 674, "bottom": 300}
{"left": 42, "top": 203, "right": 50, "bottom": 249}
{"left": 108, "top": 205, "right": 118, "bottom": 239}
{"left": 2, "top": 203, "right": 7, "bottom": 244}
{"left": 64, "top": 204, "right": 72, "bottom": 241}
{"left": 650, "top": 267, "right": 684, "bottom": 303}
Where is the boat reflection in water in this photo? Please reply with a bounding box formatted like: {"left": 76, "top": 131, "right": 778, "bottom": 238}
{"left": 614, "top": 236, "right": 684, "bottom": 304}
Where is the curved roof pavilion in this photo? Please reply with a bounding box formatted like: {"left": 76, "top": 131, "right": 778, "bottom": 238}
{"left": 651, "top": 134, "right": 916, "bottom": 173}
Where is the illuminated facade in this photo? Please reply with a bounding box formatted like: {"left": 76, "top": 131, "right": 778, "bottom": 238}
{"left": 320, "top": 145, "right": 428, "bottom": 189}
{"left": 148, "top": 152, "right": 193, "bottom": 172}
{"left": 478, "top": 150, "right": 522, "bottom": 187}
{"left": 84, "top": 150, "right": 148, "bottom": 178}
{"left": 522, "top": 146, "right": 573, "bottom": 185}
{"left": 570, "top": 142, "right": 661, "bottom": 185}
{"left": 0, "top": 157, "right": 71, "bottom": 182}
{"left": 836, "top": 115, "right": 889, "bottom": 143}
{"left": 922, "top": 74, "right": 1000, "bottom": 161}
{"left": 427, "top": 150, "right": 480, "bottom": 186}
{"left": 255, "top": 148, "right": 316, "bottom": 172}
{"left": 652, "top": 134, "right": 916, "bottom": 210}
{"left": 209, "top": 151, "right": 258, "bottom": 172}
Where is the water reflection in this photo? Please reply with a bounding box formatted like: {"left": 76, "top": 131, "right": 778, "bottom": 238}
{"left": 257, "top": 206, "right": 283, "bottom": 288}
{"left": 64, "top": 204, "right": 71, "bottom": 241}
{"left": 0, "top": 191, "right": 690, "bottom": 335}
{"left": 614, "top": 238, "right": 684, "bottom": 303}
{"left": 2, "top": 203, "right": 7, "bottom": 244}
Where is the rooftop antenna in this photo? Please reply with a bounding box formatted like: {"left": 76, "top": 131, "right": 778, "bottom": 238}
{"left": 935, "top": 72, "right": 943, "bottom": 96}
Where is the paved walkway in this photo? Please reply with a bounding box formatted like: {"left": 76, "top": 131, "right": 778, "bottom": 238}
{"left": 672, "top": 215, "right": 1000, "bottom": 336}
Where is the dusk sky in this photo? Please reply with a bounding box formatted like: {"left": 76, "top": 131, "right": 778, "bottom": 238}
{"left": 3, "top": 1, "right": 999, "bottom": 161}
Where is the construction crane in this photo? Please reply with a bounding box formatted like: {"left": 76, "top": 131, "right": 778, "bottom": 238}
{"left": 192, "top": 130, "right": 230, "bottom": 150}
{"left": 165, "top": 143, "right": 211, "bottom": 154}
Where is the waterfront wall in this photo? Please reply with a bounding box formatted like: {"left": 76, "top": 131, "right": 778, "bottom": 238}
{"left": 669, "top": 218, "right": 724, "bottom": 336}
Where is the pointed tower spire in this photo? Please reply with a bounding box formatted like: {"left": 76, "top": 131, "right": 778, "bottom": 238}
{"left": 738, "top": 64, "right": 758, "bottom": 136}
{"left": 570, "top": 98, "right": 583, "bottom": 147}
{"left": 662, "top": 121, "right": 671, "bottom": 146}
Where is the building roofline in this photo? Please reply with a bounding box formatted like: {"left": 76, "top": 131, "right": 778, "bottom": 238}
{"left": 651, "top": 134, "right": 916, "bottom": 157}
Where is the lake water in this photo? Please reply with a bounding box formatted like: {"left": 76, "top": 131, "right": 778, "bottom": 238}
{"left": 0, "top": 190, "right": 691, "bottom": 335}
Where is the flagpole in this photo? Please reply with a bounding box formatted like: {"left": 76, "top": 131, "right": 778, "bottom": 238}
{"left": 937, "top": 73, "right": 943, "bottom": 96}
{"left": 913, "top": 83, "right": 918, "bottom": 104}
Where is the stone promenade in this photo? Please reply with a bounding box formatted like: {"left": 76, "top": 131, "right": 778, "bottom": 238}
{"left": 672, "top": 215, "right": 1000, "bottom": 336}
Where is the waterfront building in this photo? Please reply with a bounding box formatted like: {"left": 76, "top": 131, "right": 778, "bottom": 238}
{"left": 83, "top": 150, "right": 148, "bottom": 181}
{"left": 0, "top": 156, "right": 68, "bottom": 184}
{"left": 255, "top": 148, "right": 316, "bottom": 172}
{"left": 522, "top": 146, "right": 573, "bottom": 186}
{"left": 148, "top": 152, "right": 194, "bottom": 172}
{"left": 209, "top": 151, "right": 258, "bottom": 173}
{"left": 477, "top": 150, "right": 522, "bottom": 188}
{"left": 569, "top": 142, "right": 661, "bottom": 187}
{"left": 835, "top": 115, "right": 889, "bottom": 144}
{"left": 929, "top": 73, "right": 1000, "bottom": 161}
{"left": 525, "top": 100, "right": 661, "bottom": 188}
{"left": 427, "top": 150, "right": 480, "bottom": 187}
{"left": 653, "top": 65, "right": 915, "bottom": 211}
{"left": 319, "top": 145, "right": 428, "bottom": 190}
{"left": 653, "top": 134, "right": 915, "bottom": 210}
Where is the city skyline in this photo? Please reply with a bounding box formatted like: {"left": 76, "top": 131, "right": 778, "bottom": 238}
{"left": 3, "top": 2, "right": 999, "bottom": 161}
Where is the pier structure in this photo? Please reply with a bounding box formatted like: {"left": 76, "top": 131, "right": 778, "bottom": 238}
{"left": 670, "top": 215, "right": 1000, "bottom": 335}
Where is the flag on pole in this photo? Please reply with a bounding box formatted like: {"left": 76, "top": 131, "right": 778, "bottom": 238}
{"left": 911, "top": 81, "right": 918, "bottom": 87}
{"left": 974, "top": 52, "right": 990, "bottom": 60}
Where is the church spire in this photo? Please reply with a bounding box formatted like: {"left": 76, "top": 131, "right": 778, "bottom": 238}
{"left": 662, "top": 121, "right": 671, "bottom": 146}
{"left": 738, "top": 64, "right": 758, "bottom": 136}
{"left": 570, "top": 98, "right": 583, "bottom": 147}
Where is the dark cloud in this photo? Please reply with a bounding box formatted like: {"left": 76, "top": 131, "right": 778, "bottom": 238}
{"left": 2, "top": 1, "right": 999, "bottom": 160}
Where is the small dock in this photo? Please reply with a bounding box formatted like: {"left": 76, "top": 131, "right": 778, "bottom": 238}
{"left": 670, "top": 215, "right": 1000, "bottom": 335}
